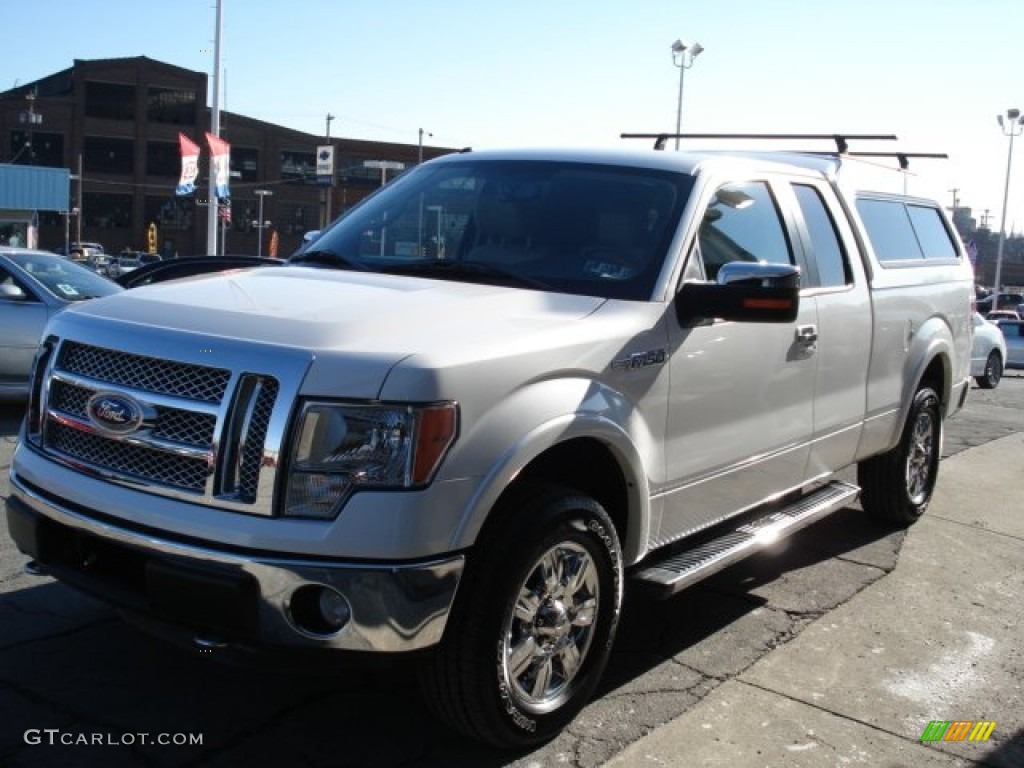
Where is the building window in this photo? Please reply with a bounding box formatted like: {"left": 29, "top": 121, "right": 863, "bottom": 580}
{"left": 280, "top": 149, "right": 315, "bottom": 181}
{"left": 144, "top": 195, "right": 195, "bottom": 232}
{"left": 147, "top": 87, "right": 197, "bottom": 125}
{"left": 146, "top": 141, "right": 180, "bottom": 177}
{"left": 227, "top": 197, "right": 251, "bottom": 233}
{"left": 85, "top": 81, "right": 136, "bottom": 121}
{"left": 232, "top": 146, "right": 259, "bottom": 182}
{"left": 83, "top": 193, "right": 132, "bottom": 229}
{"left": 9, "top": 130, "right": 64, "bottom": 167}
{"left": 281, "top": 203, "right": 315, "bottom": 235}
{"left": 337, "top": 155, "right": 383, "bottom": 186}
{"left": 83, "top": 137, "right": 134, "bottom": 174}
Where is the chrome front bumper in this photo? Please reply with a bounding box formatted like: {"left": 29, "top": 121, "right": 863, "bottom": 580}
{"left": 7, "top": 471, "right": 463, "bottom": 653}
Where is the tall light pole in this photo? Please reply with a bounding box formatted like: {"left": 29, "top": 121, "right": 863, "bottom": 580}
{"left": 671, "top": 39, "right": 704, "bottom": 150}
{"left": 206, "top": 0, "right": 224, "bottom": 255}
{"left": 994, "top": 108, "right": 1024, "bottom": 311}
{"left": 254, "top": 189, "right": 272, "bottom": 258}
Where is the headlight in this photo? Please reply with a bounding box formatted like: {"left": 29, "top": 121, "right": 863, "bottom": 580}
{"left": 283, "top": 401, "right": 457, "bottom": 519}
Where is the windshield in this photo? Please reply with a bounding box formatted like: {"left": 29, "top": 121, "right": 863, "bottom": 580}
{"left": 10, "top": 252, "right": 122, "bottom": 301}
{"left": 300, "top": 159, "right": 692, "bottom": 300}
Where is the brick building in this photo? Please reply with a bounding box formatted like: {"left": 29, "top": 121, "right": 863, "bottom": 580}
{"left": 0, "top": 56, "right": 451, "bottom": 256}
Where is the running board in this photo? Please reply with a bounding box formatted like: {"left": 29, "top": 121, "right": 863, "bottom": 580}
{"left": 632, "top": 481, "right": 860, "bottom": 597}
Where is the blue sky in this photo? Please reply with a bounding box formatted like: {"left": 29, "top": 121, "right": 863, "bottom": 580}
{"left": 6, "top": 0, "right": 1024, "bottom": 230}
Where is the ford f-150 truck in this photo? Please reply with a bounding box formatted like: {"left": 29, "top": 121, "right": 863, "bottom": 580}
{"left": 5, "top": 136, "right": 974, "bottom": 748}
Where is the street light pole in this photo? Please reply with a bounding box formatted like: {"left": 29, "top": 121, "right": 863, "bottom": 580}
{"left": 254, "top": 189, "right": 272, "bottom": 258}
{"left": 671, "top": 39, "right": 704, "bottom": 151}
{"left": 206, "top": 0, "right": 224, "bottom": 255}
{"left": 994, "top": 108, "right": 1024, "bottom": 311}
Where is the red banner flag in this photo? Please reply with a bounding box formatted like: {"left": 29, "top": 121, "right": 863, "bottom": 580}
{"left": 176, "top": 133, "right": 200, "bottom": 195}
{"left": 204, "top": 132, "right": 231, "bottom": 199}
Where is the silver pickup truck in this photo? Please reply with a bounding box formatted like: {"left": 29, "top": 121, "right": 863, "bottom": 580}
{"left": 6, "top": 140, "right": 973, "bottom": 748}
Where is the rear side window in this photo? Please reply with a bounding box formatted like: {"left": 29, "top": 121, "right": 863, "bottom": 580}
{"left": 855, "top": 197, "right": 959, "bottom": 264}
{"left": 906, "top": 205, "right": 958, "bottom": 260}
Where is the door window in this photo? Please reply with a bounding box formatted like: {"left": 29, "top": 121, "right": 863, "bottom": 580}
{"left": 697, "top": 181, "right": 792, "bottom": 280}
{"left": 793, "top": 184, "right": 850, "bottom": 288}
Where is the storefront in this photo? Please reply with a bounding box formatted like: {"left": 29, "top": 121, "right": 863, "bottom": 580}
{"left": 0, "top": 164, "right": 70, "bottom": 249}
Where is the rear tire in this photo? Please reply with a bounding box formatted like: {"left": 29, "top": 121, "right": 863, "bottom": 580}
{"left": 858, "top": 386, "right": 942, "bottom": 526}
{"left": 419, "top": 484, "right": 623, "bottom": 749}
{"left": 975, "top": 350, "right": 1002, "bottom": 389}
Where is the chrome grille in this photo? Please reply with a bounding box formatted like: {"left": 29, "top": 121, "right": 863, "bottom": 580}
{"left": 41, "top": 340, "right": 282, "bottom": 513}
{"left": 50, "top": 379, "right": 216, "bottom": 448}
{"left": 49, "top": 422, "right": 210, "bottom": 491}
{"left": 59, "top": 342, "right": 230, "bottom": 403}
{"left": 239, "top": 379, "right": 279, "bottom": 502}
{"left": 50, "top": 379, "right": 91, "bottom": 416}
{"left": 152, "top": 409, "right": 217, "bottom": 446}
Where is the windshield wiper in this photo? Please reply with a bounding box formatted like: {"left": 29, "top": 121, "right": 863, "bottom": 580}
{"left": 380, "top": 260, "right": 553, "bottom": 290}
{"left": 289, "top": 249, "right": 369, "bottom": 271}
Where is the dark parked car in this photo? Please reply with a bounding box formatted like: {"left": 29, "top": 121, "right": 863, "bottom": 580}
{"left": 114, "top": 255, "right": 285, "bottom": 288}
{"left": 976, "top": 292, "right": 1024, "bottom": 313}
{"left": 0, "top": 248, "right": 122, "bottom": 400}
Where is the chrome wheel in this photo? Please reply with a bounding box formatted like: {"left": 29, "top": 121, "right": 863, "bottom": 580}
{"left": 501, "top": 541, "right": 600, "bottom": 713}
{"left": 905, "top": 409, "right": 936, "bottom": 505}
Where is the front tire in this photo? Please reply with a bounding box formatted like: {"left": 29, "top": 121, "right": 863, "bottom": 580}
{"left": 858, "top": 386, "right": 942, "bottom": 526}
{"left": 976, "top": 350, "right": 1003, "bottom": 389}
{"left": 419, "top": 484, "right": 623, "bottom": 749}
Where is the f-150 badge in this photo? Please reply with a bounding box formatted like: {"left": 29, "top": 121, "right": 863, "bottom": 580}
{"left": 611, "top": 348, "right": 667, "bottom": 370}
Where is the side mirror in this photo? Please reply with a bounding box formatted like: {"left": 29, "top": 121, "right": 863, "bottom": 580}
{"left": 0, "top": 283, "right": 26, "bottom": 300}
{"left": 676, "top": 262, "right": 800, "bottom": 325}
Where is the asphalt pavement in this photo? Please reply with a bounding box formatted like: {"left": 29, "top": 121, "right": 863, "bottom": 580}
{"left": 0, "top": 375, "right": 1022, "bottom": 767}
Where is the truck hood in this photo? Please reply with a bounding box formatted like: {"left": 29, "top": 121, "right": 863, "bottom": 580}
{"left": 62, "top": 266, "right": 606, "bottom": 397}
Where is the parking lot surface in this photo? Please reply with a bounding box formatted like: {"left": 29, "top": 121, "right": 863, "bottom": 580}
{"left": 1, "top": 375, "right": 1022, "bottom": 767}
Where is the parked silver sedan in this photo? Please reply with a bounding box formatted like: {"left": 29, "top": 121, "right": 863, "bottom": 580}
{"left": 0, "top": 248, "right": 122, "bottom": 400}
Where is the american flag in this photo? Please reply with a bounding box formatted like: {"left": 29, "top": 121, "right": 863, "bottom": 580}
{"left": 217, "top": 199, "right": 231, "bottom": 225}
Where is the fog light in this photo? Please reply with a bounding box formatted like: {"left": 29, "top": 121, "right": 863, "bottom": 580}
{"left": 288, "top": 584, "right": 351, "bottom": 637}
{"left": 318, "top": 588, "right": 350, "bottom": 630}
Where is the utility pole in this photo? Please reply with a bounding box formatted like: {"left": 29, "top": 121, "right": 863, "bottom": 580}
{"left": 76, "top": 153, "right": 83, "bottom": 245}
{"left": 324, "top": 113, "right": 335, "bottom": 226}
{"left": 418, "top": 127, "right": 432, "bottom": 164}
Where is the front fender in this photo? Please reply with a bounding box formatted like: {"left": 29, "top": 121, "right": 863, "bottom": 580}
{"left": 443, "top": 377, "right": 659, "bottom": 564}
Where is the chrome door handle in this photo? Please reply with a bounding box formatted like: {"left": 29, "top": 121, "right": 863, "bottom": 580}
{"left": 796, "top": 325, "right": 818, "bottom": 345}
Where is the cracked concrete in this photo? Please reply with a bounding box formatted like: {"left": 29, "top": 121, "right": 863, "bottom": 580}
{"left": 606, "top": 430, "right": 1024, "bottom": 768}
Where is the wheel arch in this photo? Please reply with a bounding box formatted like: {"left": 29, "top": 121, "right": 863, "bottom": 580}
{"left": 452, "top": 422, "right": 650, "bottom": 566}
{"left": 904, "top": 316, "right": 957, "bottom": 421}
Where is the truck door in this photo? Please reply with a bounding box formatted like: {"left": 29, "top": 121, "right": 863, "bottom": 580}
{"left": 659, "top": 179, "right": 816, "bottom": 543}
{"left": 787, "top": 181, "right": 872, "bottom": 477}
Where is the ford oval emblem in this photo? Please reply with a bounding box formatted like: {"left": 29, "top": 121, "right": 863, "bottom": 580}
{"left": 86, "top": 392, "right": 144, "bottom": 435}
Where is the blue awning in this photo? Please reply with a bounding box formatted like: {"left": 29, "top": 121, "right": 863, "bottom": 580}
{"left": 0, "top": 164, "right": 70, "bottom": 211}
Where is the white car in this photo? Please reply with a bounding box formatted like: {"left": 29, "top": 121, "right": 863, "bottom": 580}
{"left": 995, "top": 318, "right": 1024, "bottom": 370}
{"left": 971, "top": 312, "right": 1007, "bottom": 388}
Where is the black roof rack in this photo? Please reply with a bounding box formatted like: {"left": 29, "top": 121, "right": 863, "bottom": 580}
{"left": 620, "top": 132, "right": 898, "bottom": 153}
{"left": 846, "top": 151, "right": 949, "bottom": 170}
